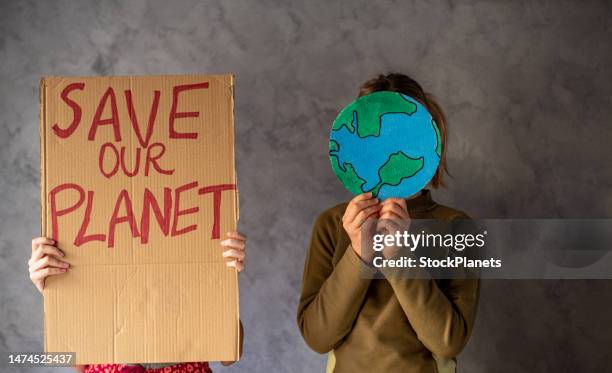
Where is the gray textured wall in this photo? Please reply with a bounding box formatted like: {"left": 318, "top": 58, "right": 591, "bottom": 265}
{"left": 1, "top": 0, "right": 612, "bottom": 372}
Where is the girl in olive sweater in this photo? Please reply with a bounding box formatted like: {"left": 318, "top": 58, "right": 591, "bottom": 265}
{"left": 297, "top": 73, "right": 480, "bottom": 373}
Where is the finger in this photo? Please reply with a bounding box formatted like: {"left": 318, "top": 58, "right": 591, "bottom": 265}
{"left": 379, "top": 210, "right": 401, "bottom": 219}
{"left": 380, "top": 203, "right": 410, "bottom": 220}
{"left": 32, "top": 237, "right": 55, "bottom": 251}
{"left": 226, "top": 260, "right": 244, "bottom": 272}
{"left": 381, "top": 199, "right": 408, "bottom": 215}
{"left": 235, "top": 261, "right": 244, "bottom": 272}
{"left": 32, "top": 245, "right": 65, "bottom": 262}
{"left": 380, "top": 212, "right": 406, "bottom": 223}
{"left": 345, "top": 197, "right": 379, "bottom": 223}
{"left": 379, "top": 210, "right": 411, "bottom": 233}
{"left": 353, "top": 204, "right": 382, "bottom": 227}
{"left": 221, "top": 238, "right": 246, "bottom": 251}
{"left": 30, "top": 267, "right": 67, "bottom": 281}
{"left": 222, "top": 249, "right": 245, "bottom": 261}
{"left": 30, "top": 256, "right": 70, "bottom": 272}
{"left": 377, "top": 218, "right": 402, "bottom": 232}
{"left": 355, "top": 198, "right": 380, "bottom": 210}
{"left": 350, "top": 193, "right": 374, "bottom": 204}
{"left": 347, "top": 199, "right": 379, "bottom": 222}
{"left": 380, "top": 198, "right": 406, "bottom": 210}
{"left": 381, "top": 197, "right": 406, "bottom": 207}
{"left": 345, "top": 193, "right": 375, "bottom": 218}
{"left": 226, "top": 231, "right": 246, "bottom": 241}
{"left": 376, "top": 214, "right": 401, "bottom": 227}
{"left": 378, "top": 206, "right": 408, "bottom": 220}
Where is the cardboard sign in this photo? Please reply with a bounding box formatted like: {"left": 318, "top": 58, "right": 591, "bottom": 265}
{"left": 329, "top": 91, "right": 441, "bottom": 200}
{"left": 40, "top": 75, "right": 239, "bottom": 364}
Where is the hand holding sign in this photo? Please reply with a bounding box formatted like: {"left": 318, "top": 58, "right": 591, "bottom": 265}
{"left": 28, "top": 237, "right": 68, "bottom": 293}
{"left": 29, "top": 231, "right": 247, "bottom": 286}
{"left": 221, "top": 231, "right": 247, "bottom": 272}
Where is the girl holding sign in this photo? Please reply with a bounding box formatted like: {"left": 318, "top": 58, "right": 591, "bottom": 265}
{"left": 297, "top": 73, "right": 480, "bottom": 373}
{"left": 28, "top": 231, "right": 247, "bottom": 373}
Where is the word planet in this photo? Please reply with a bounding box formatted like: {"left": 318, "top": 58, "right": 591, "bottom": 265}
{"left": 329, "top": 91, "right": 441, "bottom": 200}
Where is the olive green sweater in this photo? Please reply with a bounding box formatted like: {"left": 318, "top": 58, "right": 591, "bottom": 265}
{"left": 297, "top": 191, "right": 480, "bottom": 373}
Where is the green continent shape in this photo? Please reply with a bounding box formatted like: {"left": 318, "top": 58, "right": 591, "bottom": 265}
{"left": 332, "top": 92, "right": 418, "bottom": 137}
{"left": 432, "top": 120, "right": 442, "bottom": 157}
{"left": 369, "top": 151, "right": 424, "bottom": 197}
{"left": 330, "top": 155, "right": 366, "bottom": 194}
{"left": 329, "top": 139, "right": 339, "bottom": 152}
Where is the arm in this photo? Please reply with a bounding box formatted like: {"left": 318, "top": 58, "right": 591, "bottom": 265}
{"left": 378, "top": 200, "right": 480, "bottom": 358}
{"left": 28, "top": 238, "right": 84, "bottom": 371}
{"left": 383, "top": 274, "right": 480, "bottom": 358}
{"left": 219, "top": 231, "right": 246, "bottom": 366}
{"left": 297, "top": 196, "right": 379, "bottom": 353}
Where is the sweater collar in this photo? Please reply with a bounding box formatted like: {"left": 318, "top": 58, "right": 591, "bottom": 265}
{"left": 405, "top": 189, "right": 436, "bottom": 211}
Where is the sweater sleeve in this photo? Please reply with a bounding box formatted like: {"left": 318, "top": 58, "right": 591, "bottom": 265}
{"left": 381, "top": 274, "right": 480, "bottom": 358}
{"left": 296, "top": 212, "right": 375, "bottom": 354}
{"left": 379, "top": 213, "right": 481, "bottom": 358}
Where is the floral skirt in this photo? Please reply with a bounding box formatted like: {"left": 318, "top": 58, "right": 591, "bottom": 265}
{"left": 84, "top": 362, "right": 212, "bottom": 373}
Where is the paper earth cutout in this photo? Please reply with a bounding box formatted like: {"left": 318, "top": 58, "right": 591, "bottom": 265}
{"left": 329, "top": 91, "right": 442, "bottom": 200}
